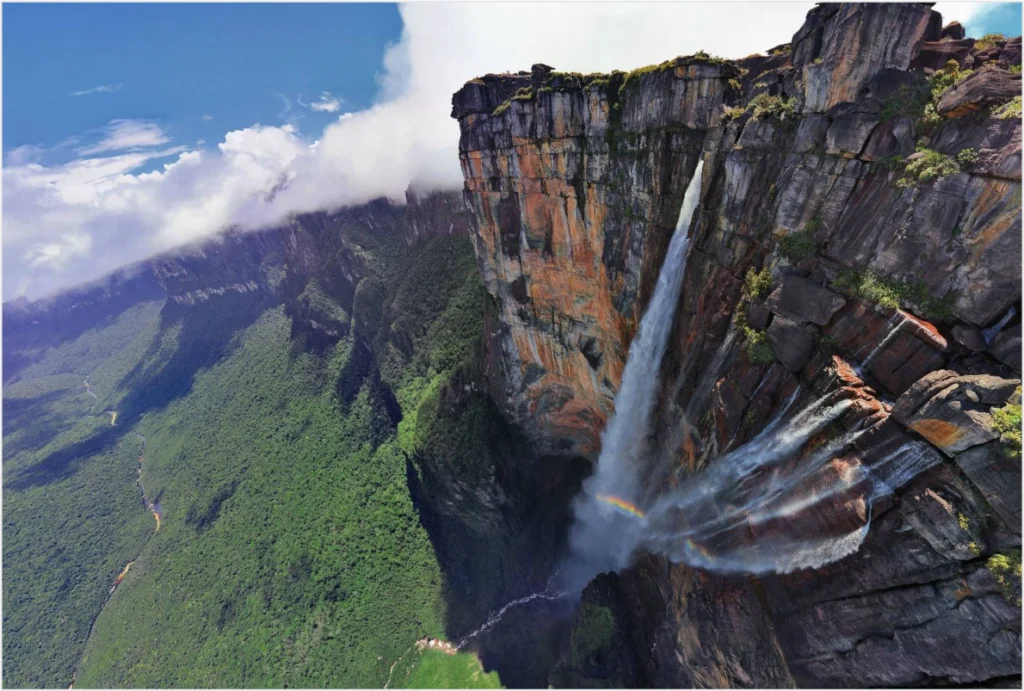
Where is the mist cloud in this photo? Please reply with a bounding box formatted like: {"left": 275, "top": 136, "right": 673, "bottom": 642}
{"left": 10, "top": 2, "right": 978, "bottom": 301}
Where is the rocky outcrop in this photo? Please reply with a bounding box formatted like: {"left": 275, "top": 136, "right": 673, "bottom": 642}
{"left": 795, "top": 3, "right": 937, "bottom": 112}
{"left": 151, "top": 228, "right": 285, "bottom": 306}
{"left": 892, "top": 370, "right": 1019, "bottom": 455}
{"left": 764, "top": 275, "right": 846, "bottom": 325}
{"left": 454, "top": 2, "right": 1021, "bottom": 687}
{"left": 937, "top": 65, "right": 1023, "bottom": 118}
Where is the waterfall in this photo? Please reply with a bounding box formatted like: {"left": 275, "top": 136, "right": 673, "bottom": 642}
{"left": 983, "top": 306, "right": 1016, "bottom": 344}
{"left": 562, "top": 159, "right": 705, "bottom": 590}
{"left": 855, "top": 312, "right": 906, "bottom": 376}
{"left": 589, "top": 159, "right": 704, "bottom": 503}
{"left": 455, "top": 586, "right": 568, "bottom": 650}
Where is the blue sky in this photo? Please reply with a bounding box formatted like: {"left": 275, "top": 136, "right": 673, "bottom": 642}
{"left": 3, "top": 3, "right": 402, "bottom": 165}
{"left": 963, "top": 2, "right": 1023, "bottom": 36}
{"left": 3, "top": 2, "right": 1019, "bottom": 167}
{"left": 2, "top": 2, "right": 1019, "bottom": 301}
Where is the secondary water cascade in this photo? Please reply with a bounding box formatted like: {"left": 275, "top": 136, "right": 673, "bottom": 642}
{"left": 557, "top": 152, "right": 942, "bottom": 585}
{"left": 855, "top": 312, "right": 907, "bottom": 376}
{"left": 457, "top": 151, "right": 945, "bottom": 644}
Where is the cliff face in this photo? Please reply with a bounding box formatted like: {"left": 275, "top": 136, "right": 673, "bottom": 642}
{"left": 453, "top": 61, "right": 732, "bottom": 455}
{"left": 454, "top": 3, "right": 1021, "bottom": 687}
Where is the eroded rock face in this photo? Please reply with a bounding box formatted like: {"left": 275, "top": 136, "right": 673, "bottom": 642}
{"left": 453, "top": 3, "right": 1021, "bottom": 687}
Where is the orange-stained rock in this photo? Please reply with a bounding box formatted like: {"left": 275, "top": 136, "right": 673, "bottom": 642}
{"left": 909, "top": 417, "right": 966, "bottom": 449}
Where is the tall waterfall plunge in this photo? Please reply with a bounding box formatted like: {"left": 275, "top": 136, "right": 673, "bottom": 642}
{"left": 561, "top": 159, "right": 705, "bottom": 592}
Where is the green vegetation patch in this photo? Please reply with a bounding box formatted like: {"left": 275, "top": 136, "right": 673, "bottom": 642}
{"left": 994, "top": 95, "right": 1022, "bottom": 119}
{"left": 879, "top": 84, "right": 931, "bottom": 122}
{"left": 392, "top": 649, "right": 501, "bottom": 689}
{"left": 879, "top": 60, "right": 973, "bottom": 131}
{"left": 833, "top": 268, "right": 956, "bottom": 322}
{"left": 987, "top": 549, "right": 1022, "bottom": 606}
{"left": 974, "top": 33, "right": 1006, "bottom": 50}
{"left": 742, "top": 326, "right": 776, "bottom": 365}
{"left": 991, "top": 386, "right": 1022, "bottom": 460}
{"left": 742, "top": 267, "right": 773, "bottom": 301}
{"left": 511, "top": 87, "right": 534, "bottom": 101}
{"left": 3, "top": 225, "right": 494, "bottom": 689}
{"left": 569, "top": 603, "right": 616, "bottom": 668}
{"left": 746, "top": 92, "right": 798, "bottom": 121}
{"left": 894, "top": 145, "right": 978, "bottom": 189}
{"left": 777, "top": 225, "right": 819, "bottom": 261}
{"left": 2, "top": 302, "right": 165, "bottom": 688}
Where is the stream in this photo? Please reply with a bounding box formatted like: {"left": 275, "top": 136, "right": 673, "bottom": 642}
{"left": 70, "top": 422, "right": 161, "bottom": 687}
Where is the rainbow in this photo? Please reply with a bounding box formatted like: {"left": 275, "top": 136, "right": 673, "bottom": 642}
{"left": 596, "top": 494, "right": 646, "bottom": 520}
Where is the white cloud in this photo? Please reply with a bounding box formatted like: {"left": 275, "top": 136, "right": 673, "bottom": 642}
{"left": 77, "top": 119, "right": 171, "bottom": 156}
{"left": 9, "top": 2, "right": 847, "bottom": 301}
{"left": 69, "top": 83, "right": 123, "bottom": 97}
{"left": 201, "top": 114, "right": 214, "bottom": 121}
{"left": 5, "top": 145, "right": 45, "bottom": 166}
{"left": 309, "top": 91, "right": 343, "bottom": 112}
{"left": 932, "top": 2, "right": 989, "bottom": 32}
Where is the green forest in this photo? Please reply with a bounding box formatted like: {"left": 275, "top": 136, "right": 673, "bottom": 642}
{"left": 3, "top": 232, "right": 501, "bottom": 688}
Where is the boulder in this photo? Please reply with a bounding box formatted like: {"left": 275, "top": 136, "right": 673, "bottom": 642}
{"left": 767, "top": 316, "right": 817, "bottom": 372}
{"left": 936, "top": 65, "right": 1023, "bottom": 119}
{"left": 800, "top": 3, "right": 934, "bottom": 112}
{"left": 940, "top": 21, "right": 966, "bottom": 41}
{"left": 793, "top": 115, "right": 830, "bottom": 153}
{"left": 747, "top": 300, "right": 772, "bottom": 330}
{"left": 988, "top": 324, "right": 1022, "bottom": 373}
{"left": 911, "top": 38, "right": 975, "bottom": 71}
{"left": 865, "top": 332, "right": 947, "bottom": 396}
{"left": 999, "top": 37, "right": 1022, "bottom": 68}
{"left": 929, "top": 116, "right": 1021, "bottom": 181}
{"left": 825, "top": 113, "right": 879, "bottom": 157}
{"left": 952, "top": 324, "right": 987, "bottom": 351}
{"left": 901, "top": 481, "right": 985, "bottom": 562}
{"left": 861, "top": 117, "right": 916, "bottom": 161}
{"left": 892, "top": 370, "right": 1020, "bottom": 455}
{"left": 765, "top": 276, "right": 847, "bottom": 325}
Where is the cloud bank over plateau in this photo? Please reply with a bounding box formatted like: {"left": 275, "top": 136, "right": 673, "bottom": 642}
{"left": 4, "top": 1, "right": 977, "bottom": 301}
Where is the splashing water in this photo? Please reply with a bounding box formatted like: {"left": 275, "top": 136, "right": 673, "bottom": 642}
{"left": 644, "top": 438, "right": 940, "bottom": 574}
